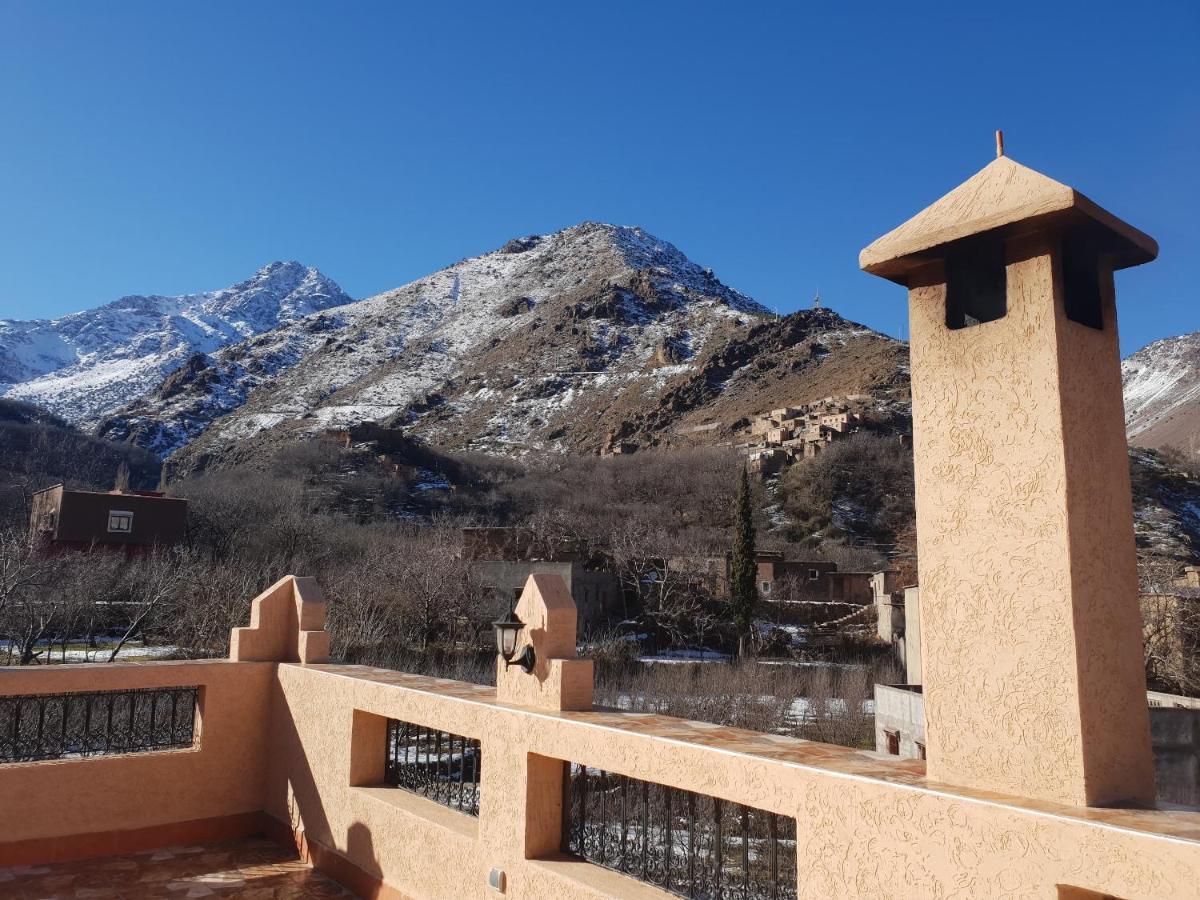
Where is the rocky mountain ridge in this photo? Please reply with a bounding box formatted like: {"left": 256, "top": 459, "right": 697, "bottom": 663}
{"left": 3, "top": 225, "right": 1194, "bottom": 478}
{"left": 0, "top": 261, "right": 352, "bottom": 425}
{"left": 100, "top": 223, "right": 902, "bottom": 471}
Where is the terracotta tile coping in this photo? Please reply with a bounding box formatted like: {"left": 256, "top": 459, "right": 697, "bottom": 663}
{"left": 304, "top": 663, "right": 1200, "bottom": 845}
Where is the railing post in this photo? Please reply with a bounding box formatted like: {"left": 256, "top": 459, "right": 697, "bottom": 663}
{"left": 483, "top": 574, "right": 594, "bottom": 879}
{"left": 495, "top": 574, "right": 593, "bottom": 712}
{"left": 523, "top": 753, "right": 567, "bottom": 858}
{"left": 229, "top": 575, "right": 330, "bottom": 664}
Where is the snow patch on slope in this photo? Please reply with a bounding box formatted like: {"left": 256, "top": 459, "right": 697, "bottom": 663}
{"left": 103, "top": 222, "right": 773, "bottom": 461}
{"left": 1123, "top": 332, "right": 1200, "bottom": 439}
{"left": 0, "top": 262, "right": 352, "bottom": 425}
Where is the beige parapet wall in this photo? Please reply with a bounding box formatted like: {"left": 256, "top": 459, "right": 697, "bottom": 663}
{"left": 0, "top": 658, "right": 274, "bottom": 864}
{"left": 2, "top": 573, "right": 1200, "bottom": 898}
{"left": 230, "top": 573, "right": 330, "bottom": 664}
{"left": 271, "top": 663, "right": 1200, "bottom": 900}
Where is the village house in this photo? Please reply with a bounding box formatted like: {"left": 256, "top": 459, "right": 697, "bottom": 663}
{"left": 28, "top": 484, "right": 187, "bottom": 552}
{"left": 323, "top": 422, "right": 407, "bottom": 451}
{"left": 598, "top": 440, "right": 638, "bottom": 457}
{"left": 744, "top": 398, "right": 860, "bottom": 477}
{"left": 461, "top": 527, "right": 621, "bottom": 630}
{"left": 324, "top": 423, "right": 417, "bottom": 476}
{"left": 666, "top": 550, "right": 877, "bottom": 613}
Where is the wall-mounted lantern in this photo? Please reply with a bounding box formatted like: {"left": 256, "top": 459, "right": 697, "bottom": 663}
{"left": 492, "top": 602, "right": 535, "bottom": 673}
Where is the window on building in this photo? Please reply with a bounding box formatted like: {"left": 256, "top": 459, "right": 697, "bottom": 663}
{"left": 885, "top": 730, "right": 900, "bottom": 755}
{"left": 916, "top": 742, "right": 926, "bottom": 760}
{"left": 808, "top": 568, "right": 820, "bottom": 581}
{"left": 945, "top": 237, "right": 1007, "bottom": 329}
{"left": 761, "top": 581, "right": 772, "bottom": 594}
{"left": 107, "top": 510, "right": 134, "bottom": 534}
{"left": 1061, "top": 231, "right": 1103, "bottom": 330}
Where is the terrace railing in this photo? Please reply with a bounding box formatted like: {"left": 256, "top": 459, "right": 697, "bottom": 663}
{"left": 563, "top": 763, "right": 797, "bottom": 900}
{"left": 384, "top": 718, "right": 481, "bottom": 816}
{"left": 0, "top": 686, "right": 198, "bottom": 763}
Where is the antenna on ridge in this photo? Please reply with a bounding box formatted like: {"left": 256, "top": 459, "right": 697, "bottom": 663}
{"left": 813, "top": 289, "right": 822, "bottom": 309}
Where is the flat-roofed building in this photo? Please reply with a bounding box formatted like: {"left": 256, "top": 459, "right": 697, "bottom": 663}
{"left": 29, "top": 485, "right": 187, "bottom": 551}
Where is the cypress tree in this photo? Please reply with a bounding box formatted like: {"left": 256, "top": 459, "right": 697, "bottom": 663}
{"left": 729, "top": 466, "right": 757, "bottom": 658}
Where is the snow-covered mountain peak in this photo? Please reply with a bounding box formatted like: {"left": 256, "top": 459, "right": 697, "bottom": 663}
{"left": 484, "top": 222, "right": 765, "bottom": 315}
{"left": 98, "top": 222, "right": 779, "bottom": 462}
{"left": 0, "top": 262, "right": 352, "bottom": 424}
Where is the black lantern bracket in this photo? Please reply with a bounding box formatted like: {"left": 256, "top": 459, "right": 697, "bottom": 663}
{"left": 492, "top": 603, "right": 537, "bottom": 674}
{"left": 507, "top": 644, "right": 536, "bottom": 674}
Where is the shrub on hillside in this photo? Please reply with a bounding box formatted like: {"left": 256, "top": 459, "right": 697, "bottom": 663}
{"left": 779, "top": 432, "right": 914, "bottom": 550}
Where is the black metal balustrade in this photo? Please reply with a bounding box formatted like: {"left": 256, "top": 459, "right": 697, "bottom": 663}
{"left": 563, "top": 764, "right": 797, "bottom": 900}
{"left": 0, "top": 686, "right": 198, "bottom": 763}
{"left": 384, "top": 719, "right": 481, "bottom": 816}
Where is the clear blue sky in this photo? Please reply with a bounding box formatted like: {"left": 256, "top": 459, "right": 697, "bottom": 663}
{"left": 1, "top": 0, "right": 1196, "bottom": 354}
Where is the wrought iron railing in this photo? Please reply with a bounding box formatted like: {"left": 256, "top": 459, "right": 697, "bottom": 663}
{"left": 563, "top": 764, "right": 797, "bottom": 900}
{"left": 384, "top": 719, "right": 481, "bottom": 816}
{"left": 0, "top": 686, "right": 198, "bottom": 763}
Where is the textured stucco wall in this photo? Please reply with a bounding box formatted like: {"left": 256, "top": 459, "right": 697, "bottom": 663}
{"left": 907, "top": 236, "right": 1154, "bottom": 807}
{"left": 1054, "top": 254, "right": 1157, "bottom": 802}
{"left": 1, "top": 656, "right": 1197, "bottom": 897}
{"left": 267, "top": 663, "right": 1200, "bottom": 900}
{"left": 0, "top": 659, "right": 273, "bottom": 843}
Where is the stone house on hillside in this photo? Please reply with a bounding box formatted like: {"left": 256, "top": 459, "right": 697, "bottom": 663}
{"left": 744, "top": 399, "right": 861, "bottom": 477}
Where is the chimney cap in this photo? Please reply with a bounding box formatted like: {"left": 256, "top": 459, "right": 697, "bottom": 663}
{"left": 860, "top": 155, "right": 1157, "bottom": 284}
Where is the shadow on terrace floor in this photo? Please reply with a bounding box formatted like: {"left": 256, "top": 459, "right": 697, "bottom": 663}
{"left": 0, "top": 837, "right": 354, "bottom": 899}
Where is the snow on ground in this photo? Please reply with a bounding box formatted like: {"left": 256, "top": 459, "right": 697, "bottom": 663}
{"left": 637, "top": 648, "right": 731, "bottom": 663}
{"left": 608, "top": 691, "right": 874, "bottom": 727}
{"left": 1, "top": 641, "right": 178, "bottom": 663}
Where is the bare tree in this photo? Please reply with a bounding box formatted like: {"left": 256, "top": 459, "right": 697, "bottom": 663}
{"left": 0, "top": 529, "right": 65, "bottom": 664}
{"left": 105, "top": 548, "right": 187, "bottom": 661}
{"left": 1142, "top": 590, "right": 1200, "bottom": 696}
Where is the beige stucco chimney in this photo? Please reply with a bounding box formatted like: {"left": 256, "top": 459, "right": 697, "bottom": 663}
{"left": 860, "top": 149, "right": 1157, "bottom": 807}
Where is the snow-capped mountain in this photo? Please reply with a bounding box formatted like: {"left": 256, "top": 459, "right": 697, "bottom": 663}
{"left": 0, "top": 261, "right": 352, "bottom": 425}
{"left": 99, "top": 223, "right": 900, "bottom": 468}
{"left": 1123, "top": 331, "right": 1200, "bottom": 457}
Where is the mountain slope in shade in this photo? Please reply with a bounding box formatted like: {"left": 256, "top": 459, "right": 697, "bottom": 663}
{"left": 0, "top": 262, "right": 352, "bottom": 426}
{"left": 1123, "top": 332, "right": 1200, "bottom": 457}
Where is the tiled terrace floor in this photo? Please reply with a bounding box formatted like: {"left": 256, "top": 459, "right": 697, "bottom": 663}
{"left": 0, "top": 838, "right": 356, "bottom": 899}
